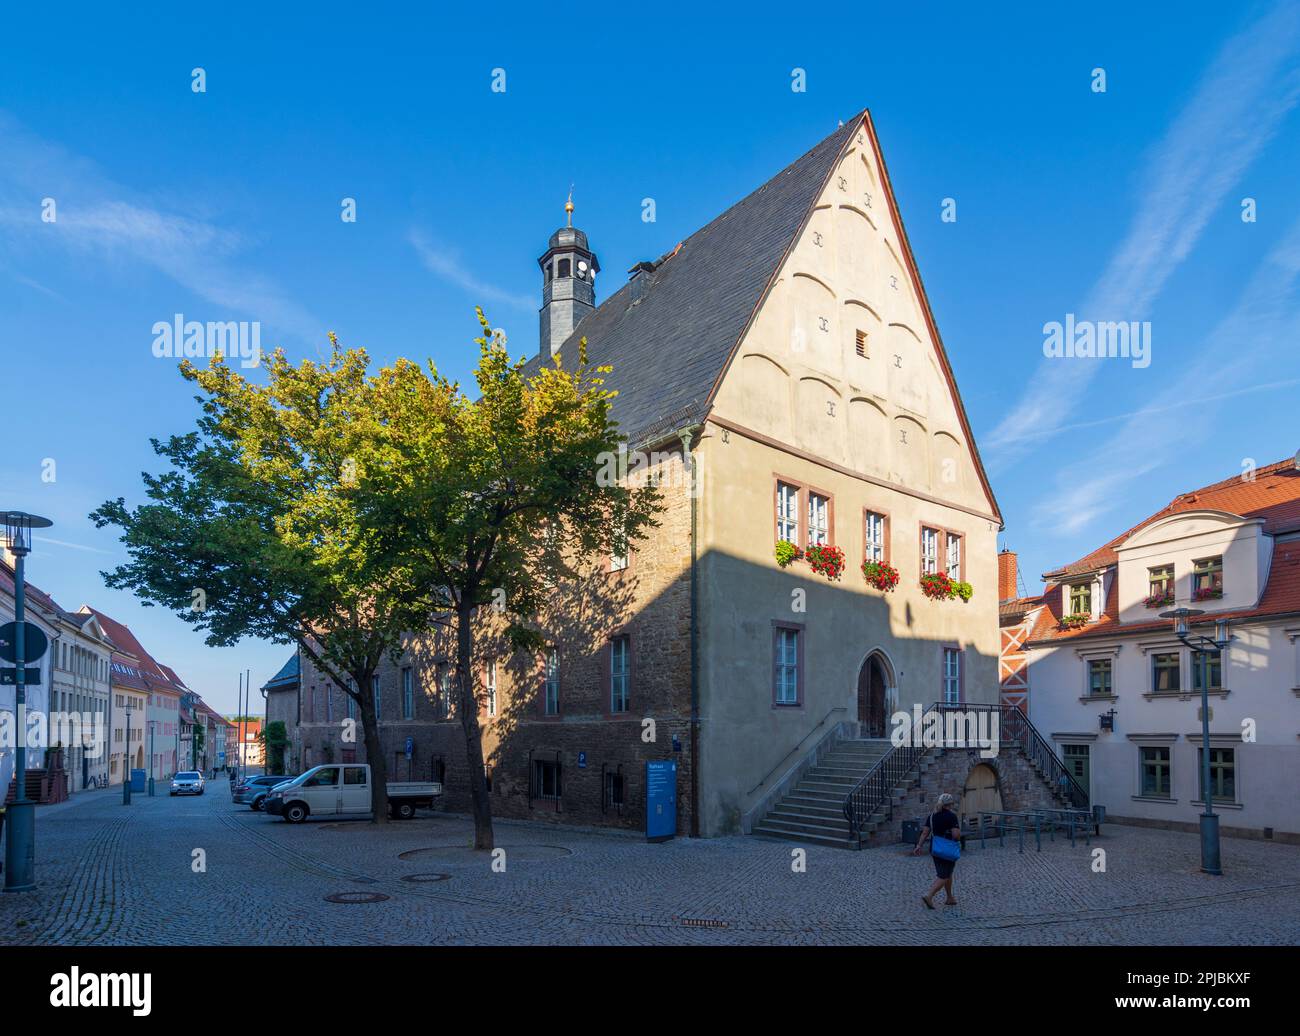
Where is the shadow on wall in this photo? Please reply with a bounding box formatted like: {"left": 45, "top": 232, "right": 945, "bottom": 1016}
{"left": 294, "top": 544, "right": 1000, "bottom": 839}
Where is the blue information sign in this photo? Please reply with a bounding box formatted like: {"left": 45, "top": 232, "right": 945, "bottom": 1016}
{"left": 577, "top": 751, "right": 587, "bottom": 769}
{"left": 404, "top": 736, "right": 414, "bottom": 758}
{"left": 645, "top": 759, "right": 677, "bottom": 842}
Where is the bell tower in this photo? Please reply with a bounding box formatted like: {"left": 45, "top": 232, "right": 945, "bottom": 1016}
{"left": 538, "top": 191, "right": 599, "bottom": 358}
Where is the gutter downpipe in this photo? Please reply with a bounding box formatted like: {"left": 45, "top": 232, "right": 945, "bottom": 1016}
{"left": 677, "top": 423, "right": 703, "bottom": 838}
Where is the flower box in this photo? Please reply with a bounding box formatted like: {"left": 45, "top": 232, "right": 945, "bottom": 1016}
{"left": 774, "top": 540, "right": 802, "bottom": 568}
{"left": 805, "top": 543, "right": 846, "bottom": 580}
{"left": 861, "top": 560, "right": 900, "bottom": 592}
{"left": 1192, "top": 587, "right": 1223, "bottom": 602}
{"left": 920, "top": 572, "right": 972, "bottom": 601}
{"left": 920, "top": 572, "right": 953, "bottom": 599}
{"left": 1058, "top": 613, "right": 1090, "bottom": 630}
{"left": 1144, "top": 592, "right": 1174, "bottom": 609}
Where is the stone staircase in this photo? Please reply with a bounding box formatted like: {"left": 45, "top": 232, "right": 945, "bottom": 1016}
{"left": 753, "top": 720, "right": 1086, "bottom": 851}
{"left": 753, "top": 739, "right": 903, "bottom": 849}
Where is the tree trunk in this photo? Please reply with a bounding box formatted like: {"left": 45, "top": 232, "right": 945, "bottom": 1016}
{"left": 356, "top": 672, "right": 390, "bottom": 824}
{"left": 455, "top": 601, "right": 494, "bottom": 850}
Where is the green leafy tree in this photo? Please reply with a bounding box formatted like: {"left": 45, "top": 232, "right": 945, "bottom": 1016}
{"left": 359, "top": 309, "right": 661, "bottom": 850}
{"left": 261, "top": 720, "right": 289, "bottom": 774}
{"left": 192, "top": 723, "right": 206, "bottom": 769}
{"left": 91, "top": 337, "right": 441, "bottom": 823}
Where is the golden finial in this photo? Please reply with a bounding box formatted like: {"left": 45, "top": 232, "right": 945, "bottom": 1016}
{"left": 565, "top": 185, "right": 574, "bottom": 227}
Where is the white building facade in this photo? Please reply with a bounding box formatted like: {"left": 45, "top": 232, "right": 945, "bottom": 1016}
{"left": 1004, "top": 457, "right": 1300, "bottom": 845}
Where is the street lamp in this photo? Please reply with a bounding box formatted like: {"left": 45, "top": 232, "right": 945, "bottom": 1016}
{"left": 122, "top": 696, "right": 133, "bottom": 806}
{"left": 2, "top": 509, "right": 53, "bottom": 893}
{"left": 1159, "top": 607, "right": 1232, "bottom": 876}
{"left": 148, "top": 719, "right": 156, "bottom": 797}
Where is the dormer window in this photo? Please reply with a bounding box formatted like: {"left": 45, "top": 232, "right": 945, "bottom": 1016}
{"left": 1148, "top": 564, "right": 1174, "bottom": 600}
{"left": 1192, "top": 556, "right": 1223, "bottom": 600}
{"left": 1068, "top": 582, "right": 1092, "bottom": 616}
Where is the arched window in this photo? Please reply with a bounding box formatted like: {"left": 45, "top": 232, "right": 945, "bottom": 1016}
{"left": 557, "top": 258, "right": 571, "bottom": 278}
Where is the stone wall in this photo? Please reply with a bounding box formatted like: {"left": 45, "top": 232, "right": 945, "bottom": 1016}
{"left": 294, "top": 448, "right": 696, "bottom": 834}
{"left": 865, "top": 745, "right": 1068, "bottom": 846}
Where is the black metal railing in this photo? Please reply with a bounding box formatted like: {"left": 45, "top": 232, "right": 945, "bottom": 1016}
{"left": 842, "top": 702, "right": 1089, "bottom": 838}
{"left": 996, "top": 705, "right": 1089, "bottom": 810}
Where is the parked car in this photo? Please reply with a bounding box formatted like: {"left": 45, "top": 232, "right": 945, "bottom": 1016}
{"left": 170, "top": 771, "right": 205, "bottom": 796}
{"left": 232, "top": 774, "right": 279, "bottom": 804}
{"left": 264, "top": 763, "right": 441, "bottom": 822}
{"left": 242, "top": 775, "right": 294, "bottom": 811}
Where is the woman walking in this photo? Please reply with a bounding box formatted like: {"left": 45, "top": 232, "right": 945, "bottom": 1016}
{"left": 913, "top": 792, "right": 961, "bottom": 908}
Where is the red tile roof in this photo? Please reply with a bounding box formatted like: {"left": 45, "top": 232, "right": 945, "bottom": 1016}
{"left": 1044, "top": 457, "right": 1300, "bottom": 579}
{"left": 1017, "top": 456, "right": 1300, "bottom": 644}
{"left": 0, "top": 558, "right": 70, "bottom": 620}
{"left": 79, "top": 606, "right": 192, "bottom": 698}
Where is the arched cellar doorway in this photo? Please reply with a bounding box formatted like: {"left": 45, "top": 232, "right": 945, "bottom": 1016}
{"left": 856, "top": 651, "right": 892, "bottom": 738}
{"left": 962, "top": 763, "right": 1002, "bottom": 816}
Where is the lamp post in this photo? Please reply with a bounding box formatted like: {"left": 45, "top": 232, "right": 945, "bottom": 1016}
{"left": 3, "top": 509, "right": 53, "bottom": 893}
{"left": 1160, "top": 607, "right": 1231, "bottom": 876}
{"left": 148, "top": 719, "right": 156, "bottom": 797}
{"left": 121, "top": 695, "right": 133, "bottom": 806}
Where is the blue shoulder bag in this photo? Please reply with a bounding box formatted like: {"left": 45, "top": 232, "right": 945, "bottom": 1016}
{"left": 930, "top": 811, "right": 961, "bottom": 862}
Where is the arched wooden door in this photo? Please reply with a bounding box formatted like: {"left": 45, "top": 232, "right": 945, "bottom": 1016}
{"left": 857, "top": 655, "right": 888, "bottom": 738}
{"left": 962, "top": 764, "right": 1002, "bottom": 816}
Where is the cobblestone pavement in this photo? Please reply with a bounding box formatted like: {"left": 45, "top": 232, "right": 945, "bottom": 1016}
{"left": 1, "top": 785, "right": 1297, "bottom": 945}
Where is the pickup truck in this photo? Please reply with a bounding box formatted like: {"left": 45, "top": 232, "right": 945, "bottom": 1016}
{"left": 263, "top": 763, "right": 441, "bottom": 823}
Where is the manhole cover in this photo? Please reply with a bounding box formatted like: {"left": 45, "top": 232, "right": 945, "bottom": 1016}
{"left": 323, "top": 891, "right": 390, "bottom": 904}
{"left": 397, "top": 844, "right": 573, "bottom": 863}
{"left": 400, "top": 873, "right": 453, "bottom": 883}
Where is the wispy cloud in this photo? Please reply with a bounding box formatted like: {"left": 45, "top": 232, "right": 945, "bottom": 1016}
{"left": 1030, "top": 210, "right": 1300, "bottom": 536}
{"left": 0, "top": 112, "right": 319, "bottom": 341}
{"left": 408, "top": 229, "right": 534, "bottom": 312}
{"left": 35, "top": 536, "right": 114, "bottom": 556}
{"left": 986, "top": 0, "right": 1300, "bottom": 464}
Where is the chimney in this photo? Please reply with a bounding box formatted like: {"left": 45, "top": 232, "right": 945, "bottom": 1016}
{"left": 998, "top": 548, "right": 1018, "bottom": 602}
{"left": 627, "top": 261, "right": 656, "bottom": 303}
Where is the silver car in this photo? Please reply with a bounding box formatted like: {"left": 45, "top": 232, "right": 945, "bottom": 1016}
{"left": 170, "top": 771, "right": 206, "bottom": 796}
{"left": 239, "top": 775, "right": 295, "bottom": 810}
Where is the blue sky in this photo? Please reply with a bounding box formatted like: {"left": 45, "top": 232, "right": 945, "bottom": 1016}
{"left": 3, "top": 2, "right": 1299, "bottom": 711}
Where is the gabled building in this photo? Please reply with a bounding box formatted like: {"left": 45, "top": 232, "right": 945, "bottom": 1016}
{"left": 298, "top": 111, "right": 1021, "bottom": 842}
{"left": 0, "top": 560, "right": 115, "bottom": 801}
{"left": 1001, "top": 455, "right": 1300, "bottom": 843}
{"left": 82, "top": 607, "right": 194, "bottom": 784}
{"left": 261, "top": 652, "right": 301, "bottom": 772}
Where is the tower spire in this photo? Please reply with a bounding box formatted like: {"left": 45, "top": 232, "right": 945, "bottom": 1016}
{"left": 538, "top": 191, "right": 599, "bottom": 358}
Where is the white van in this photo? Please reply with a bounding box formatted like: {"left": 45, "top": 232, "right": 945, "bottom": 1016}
{"left": 263, "top": 763, "right": 440, "bottom": 822}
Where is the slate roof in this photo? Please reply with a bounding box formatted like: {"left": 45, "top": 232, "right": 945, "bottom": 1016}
{"left": 521, "top": 116, "right": 862, "bottom": 446}
{"left": 262, "top": 651, "right": 300, "bottom": 691}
